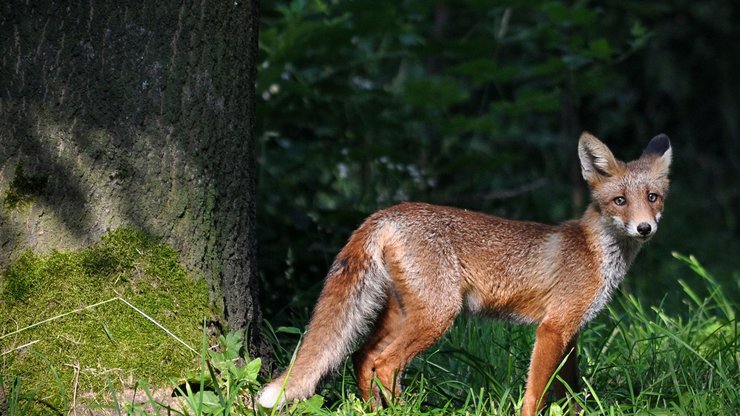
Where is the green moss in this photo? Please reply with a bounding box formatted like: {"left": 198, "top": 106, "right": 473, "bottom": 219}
{"left": 0, "top": 228, "right": 213, "bottom": 414}
{"left": 3, "top": 162, "right": 48, "bottom": 210}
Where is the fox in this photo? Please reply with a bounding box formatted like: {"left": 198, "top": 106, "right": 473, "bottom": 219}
{"left": 258, "top": 132, "right": 672, "bottom": 416}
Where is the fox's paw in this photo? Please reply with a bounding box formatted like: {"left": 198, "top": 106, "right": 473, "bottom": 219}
{"left": 257, "top": 383, "right": 285, "bottom": 409}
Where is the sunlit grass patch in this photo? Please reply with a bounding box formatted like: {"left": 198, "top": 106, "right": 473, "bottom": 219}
{"left": 281, "top": 253, "right": 738, "bottom": 415}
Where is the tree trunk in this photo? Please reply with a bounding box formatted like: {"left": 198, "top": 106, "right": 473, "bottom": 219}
{"left": 0, "top": 1, "right": 265, "bottom": 356}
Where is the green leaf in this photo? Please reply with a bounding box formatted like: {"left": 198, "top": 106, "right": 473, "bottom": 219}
{"left": 276, "top": 326, "right": 303, "bottom": 335}
{"left": 588, "top": 38, "right": 613, "bottom": 60}
{"left": 298, "top": 394, "right": 326, "bottom": 414}
{"left": 631, "top": 20, "right": 647, "bottom": 38}
{"left": 197, "top": 390, "right": 222, "bottom": 413}
{"left": 549, "top": 402, "right": 564, "bottom": 416}
{"left": 242, "top": 358, "right": 262, "bottom": 382}
{"left": 222, "top": 332, "right": 244, "bottom": 359}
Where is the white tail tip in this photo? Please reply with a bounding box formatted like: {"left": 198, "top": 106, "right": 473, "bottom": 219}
{"left": 257, "top": 383, "right": 285, "bottom": 409}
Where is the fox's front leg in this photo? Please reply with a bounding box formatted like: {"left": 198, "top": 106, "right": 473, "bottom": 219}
{"left": 552, "top": 335, "right": 579, "bottom": 406}
{"left": 522, "top": 321, "right": 577, "bottom": 416}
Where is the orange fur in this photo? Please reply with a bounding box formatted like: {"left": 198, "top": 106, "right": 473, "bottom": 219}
{"left": 258, "top": 133, "right": 672, "bottom": 416}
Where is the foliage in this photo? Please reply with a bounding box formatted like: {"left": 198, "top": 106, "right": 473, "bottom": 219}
{"left": 0, "top": 228, "right": 212, "bottom": 414}
{"left": 173, "top": 331, "right": 262, "bottom": 416}
{"left": 3, "top": 254, "right": 722, "bottom": 415}
{"left": 3, "top": 254, "right": 735, "bottom": 414}
{"left": 267, "top": 255, "right": 738, "bottom": 415}
{"left": 257, "top": 0, "right": 740, "bottom": 323}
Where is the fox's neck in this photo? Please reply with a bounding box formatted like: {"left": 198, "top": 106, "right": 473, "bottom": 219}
{"left": 580, "top": 203, "right": 643, "bottom": 322}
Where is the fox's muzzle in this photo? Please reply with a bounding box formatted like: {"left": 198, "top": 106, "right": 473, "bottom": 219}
{"left": 636, "top": 223, "right": 652, "bottom": 236}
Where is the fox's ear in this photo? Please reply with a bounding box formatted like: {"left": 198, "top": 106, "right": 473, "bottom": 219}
{"left": 578, "top": 132, "right": 620, "bottom": 184}
{"left": 641, "top": 134, "right": 672, "bottom": 178}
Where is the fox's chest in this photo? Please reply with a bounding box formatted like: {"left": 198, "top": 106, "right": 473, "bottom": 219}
{"left": 582, "top": 238, "right": 640, "bottom": 324}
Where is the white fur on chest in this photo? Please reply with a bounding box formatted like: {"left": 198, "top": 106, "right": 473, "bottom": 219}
{"left": 582, "top": 230, "right": 640, "bottom": 324}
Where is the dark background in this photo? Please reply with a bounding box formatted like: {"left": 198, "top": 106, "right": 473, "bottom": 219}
{"left": 255, "top": 0, "right": 739, "bottom": 325}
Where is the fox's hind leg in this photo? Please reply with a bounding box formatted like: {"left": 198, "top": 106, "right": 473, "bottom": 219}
{"left": 360, "top": 237, "right": 462, "bottom": 406}
{"left": 369, "top": 296, "right": 457, "bottom": 404}
{"left": 352, "top": 291, "right": 404, "bottom": 404}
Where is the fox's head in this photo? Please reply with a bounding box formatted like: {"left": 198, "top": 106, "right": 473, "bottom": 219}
{"left": 578, "top": 132, "right": 672, "bottom": 242}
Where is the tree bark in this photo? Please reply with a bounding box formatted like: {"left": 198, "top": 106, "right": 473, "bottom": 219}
{"left": 0, "top": 1, "right": 265, "bottom": 356}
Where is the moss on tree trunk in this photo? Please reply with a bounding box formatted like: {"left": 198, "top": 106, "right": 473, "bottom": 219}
{"left": 0, "top": 1, "right": 265, "bottom": 357}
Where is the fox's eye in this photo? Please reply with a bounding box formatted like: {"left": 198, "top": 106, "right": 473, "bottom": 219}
{"left": 614, "top": 196, "right": 627, "bottom": 206}
{"left": 647, "top": 192, "right": 658, "bottom": 203}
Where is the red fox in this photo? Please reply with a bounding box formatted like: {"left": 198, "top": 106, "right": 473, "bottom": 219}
{"left": 258, "top": 132, "right": 672, "bottom": 416}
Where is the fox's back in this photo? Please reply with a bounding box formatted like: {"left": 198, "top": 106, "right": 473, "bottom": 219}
{"left": 375, "top": 201, "right": 557, "bottom": 258}
{"left": 368, "top": 202, "right": 598, "bottom": 322}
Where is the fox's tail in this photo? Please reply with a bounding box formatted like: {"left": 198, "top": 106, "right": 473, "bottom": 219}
{"left": 258, "top": 219, "right": 389, "bottom": 408}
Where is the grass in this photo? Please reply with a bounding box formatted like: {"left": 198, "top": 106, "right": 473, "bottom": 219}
{"left": 1, "top": 251, "right": 737, "bottom": 415}
{"left": 261, "top": 253, "right": 737, "bottom": 415}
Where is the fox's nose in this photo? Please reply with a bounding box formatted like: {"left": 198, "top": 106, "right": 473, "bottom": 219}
{"left": 637, "top": 223, "right": 652, "bottom": 236}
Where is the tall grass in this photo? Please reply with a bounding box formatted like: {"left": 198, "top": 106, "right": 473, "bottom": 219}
{"left": 267, "top": 253, "right": 738, "bottom": 415}
{"left": 2, "top": 254, "right": 736, "bottom": 415}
